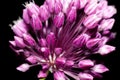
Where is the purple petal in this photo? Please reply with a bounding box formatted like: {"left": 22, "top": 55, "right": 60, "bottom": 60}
{"left": 26, "top": 56, "right": 37, "bottom": 64}
{"left": 31, "top": 14, "right": 42, "bottom": 30}
{"left": 39, "top": 5, "right": 50, "bottom": 21}
{"left": 54, "top": 71, "right": 65, "bottom": 80}
{"left": 14, "top": 36, "right": 26, "bottom": 48}
{"left": 9, "top": 41, "right": 16, "bottom": 47}
{"left": 23, "top": 9, "right": 30, "bottom": 24}
{"left": 67, "top": 6, "right": 77, "bottom": 23}
{"left": 61, "top": 0, "right": 72, "bottom": 14}
{"left": 84, "top": 1, "right": 98, "bottom": 15}
{"left": 103, "top": 6, "right": 117, "bottom": 18}
{"left": 46, "top": 32, "right": 56, "bottom": 47}
{"left": 65, "top": 60, "right": 74, "bottom": 67}
{"left": 26, "top": 2, "right": 39, "bottom": 16}
{"left": 12, "top": 24, "right": 24, "bottom": 37}
{"left": 83, "top": 14, "right": 101, "bottom": 29}
{"left": 54, "top": 0, "right": 63, "bottom": 14}
{"left": 97, "top": 0, "right": 108, "bottom": 10}
{"left": 41, "top": 47, "right": 50, "bottom": 58}
{"left": 73, "top": 34, "right": 90, "bottom": 47}
{"left": 78, "top": 59, "right": 94, "bottom": 69}
{"left": 53, "top": 12, "right": 65, "bottom": 28}
{"left": 79, "top": 72, "right": 93, "bottom": 80}
{"left": 37, "top": 70, "right": 47, "bottom": 78}
{"left": 55, "top": 57, "right": 66, "bottom": 68}
{"left": 79, "top": 0, "right": 88, "bottom": 9}
{"left": 95, "top": 0, "right": 108, "bottom": 17}
{"left": 98, "top": 45, "right": 115, "bottom": 55}
{"left": 45, "top": 0, "right": 55, "bottom": 13}
{"left": 98, "top": 18, "right": 115, "bottom": 31}
{"left": 39, "top": 38, "right": 47, "bottom": 47}
{"left": 16, "top": 63, "right": 30, "bottom": 72}
{"left": 23, "top": 34, "right": 36, "bottom": 46}
{"left": 92, "top": 64, "right": 109, "bottom": 73}
{"left": 15, "top": 19, "right": 28, "bottom": 33}
{"left": 54, "top": 48, "right": 63, "bottom": 56}
{"left": 42, "top": 64, "right": 50, "bottom": 72}
{"left": 71, "top": 0, "right": 80, "bottom": 9}
{"left": 86, "top": 38, "right": 101, "bottom": 50}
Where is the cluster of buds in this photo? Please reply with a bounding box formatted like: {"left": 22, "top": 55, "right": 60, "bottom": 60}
{"left": 9, "top": 0, "right": 117, "bottom": 80}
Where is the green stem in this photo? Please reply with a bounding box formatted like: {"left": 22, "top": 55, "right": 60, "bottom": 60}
{"left": 39, "top": 78, "right": 46, "bottom": 80}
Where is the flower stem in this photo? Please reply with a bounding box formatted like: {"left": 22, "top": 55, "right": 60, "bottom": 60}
{"left": 39, "top": 78, "right": 46, "bottom": 80}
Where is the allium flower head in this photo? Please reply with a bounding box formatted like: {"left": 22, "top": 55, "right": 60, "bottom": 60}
{"left": 9, "top": 0, "right": 117, "bottom": 80}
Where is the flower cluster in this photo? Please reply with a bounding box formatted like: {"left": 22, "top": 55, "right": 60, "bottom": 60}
{"left": 9, "top": 0, "right": 117, "bottom": 80}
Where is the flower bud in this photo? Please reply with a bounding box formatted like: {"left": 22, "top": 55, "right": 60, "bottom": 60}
{"left": 92, "top": 64, "right": 109, "bottom": 73}
{"left": 23, "top": 9, "right": 30, "bottom": 24}
{"left": 98, "top": 18, "right": 115, "bottom": 31}
{"left": 86, "top": 38, "right": 101, "bottom": 51}
{"left": 73, "top": 34, "right": 90, "bottom": 47}
{"left": 26, "top": 56, "right": 37, "bottom": 64}
{"left": 98, "top": 45, "right": 115, "bottom": 55}
{"left": 16, "top": 63, "right": 30, "bottom": 72}
{"left": 54, "top": 71, "right": 65, "bottom": 80}
{"left": 71, "top": 0, "right": 80, "bottom": 9}
{"left": 67, "top": 7, "right": 77, "bottom": 23}
{"left": 96, "top": 0, "right": 108, "bottom": 17}
{"left": 23, "top": 34, "right": 36, "bottom": 46}
{"left": 84, "top": 1, "right": 98, "bottom": 15}
{"left": 65, "top": 60, "right": 74, "bottom": 67}
{"left": 100, "top": 37, "right": 109, "bottom": 45}
{"left": 53, "top": 12, "right": 64, "bottom": 28}
{"left": 61, "top": 0, "right": 72, "bottom": 14}
{"left": 109, "top": 32, "right": 116, "bottom": 40}
{"left": 102, "top": 30, "right": 110, "bottom": 36}
{"left": 42, "top": 64, "right": 50, "bottom": 72}
{"left": 54, "top": 0, "right": 63, "bottom": 14}
{"left": 38, "top": 70, "right": 47, "bottom": 78}
{"left": 79, "top": 0, "right": 88, "bottom": 9}
{"left": 103, "top": 6, "right": 117, "bottom": 18}
{"left": 89, "top": 0, "right": 98, "bottom": 3}
{"left": 83, "top": 14, "right": 101, "bottom": 29}
{"left": 39, "top": 5, "right": 50, "bottom": 21}
{"left": 78, "top": 59, "right": 94, "bottom": 69}
{"left": 14, "top": 36, "right": 26, "bottom": 48}
{"left": 9, "top": 41, "right": 16, "bottom": 47}
{"left": 31, "top": 14, "right": 42, "bottom": 30}
{"left": 39, "top": 38, "right": 47, "bottom": 47}
{"left": 54, "top": 48, "right": 62, "bottom": 56}
{"left": 18, "top": 20, "right": 28, "bottom": 32}
{"left": 46, "top": 32, "right": 56, "bottom": 46}
{"left": 79, "top": 73, "right": 93, "bottom": 80}
{"left": 24, "top": 51, "right": 31, "bottom": 57}
{"left": 97, "top": 0, "right": 108, "bottom": 10}
{"left": 41, "top": 47, "right": 50, "bottom": 58}
{"left": 11, "top": 25, "right": 23, "bottom": 37}
{"left": 95, "top": 32, "right": 101, "bottom": 38}
{"left": 55, "top": 57, "right": 66, "bottom": 68}
{"left": 12, "top": 20, "right": 28, "bottom": 37}
{"left": 45, "top": 0, "right": 55, "bottom": 13}
{"left": 26, "top": 2, "right": 39, "bottom": 16}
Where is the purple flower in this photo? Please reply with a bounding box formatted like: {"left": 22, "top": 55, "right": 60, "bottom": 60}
{"left": 9, "top": 0, "right": 117, "bottom": 80}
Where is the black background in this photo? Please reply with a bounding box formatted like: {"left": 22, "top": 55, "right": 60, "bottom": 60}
{"left": 1, "top": 0, "right": 120, "bottom": 80}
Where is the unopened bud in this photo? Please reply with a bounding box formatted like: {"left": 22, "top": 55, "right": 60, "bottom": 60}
{"left": 53, "top": 12, "right": 64, "bottom": 28}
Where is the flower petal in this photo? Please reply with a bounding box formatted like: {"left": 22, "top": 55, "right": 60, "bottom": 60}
{"left": 16, "top": 63, "right": 30, "bottom": 72}
{"left": 98, "top": 45, "right": 115, "bottom": 55}
{"left": 92, "top": 64, "right": 109, "bottom": 73}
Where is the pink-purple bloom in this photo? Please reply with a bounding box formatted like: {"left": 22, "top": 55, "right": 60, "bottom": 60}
{"left": 9, "top": 0, "right": 117, "bottom": 80}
